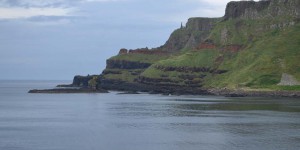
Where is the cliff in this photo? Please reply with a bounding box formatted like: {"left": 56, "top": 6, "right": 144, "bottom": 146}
{"left": 161, "top": 17, "right": 220, "bottom": 51}
{"left": 224, "top": 0, "right": 300, "bottom": 20}
{"left": 62, "top": 0, "right": 300, "bottom": 96}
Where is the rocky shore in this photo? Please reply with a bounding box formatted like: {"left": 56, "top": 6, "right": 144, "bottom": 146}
{"left": 208, "top": 89, "right": 300, "bottom": 98}
{"left": 28, "top": 88, "right": 108, "bottom": 94}
{"left": 27, "top": 74, "right": 300, "bottom": 97}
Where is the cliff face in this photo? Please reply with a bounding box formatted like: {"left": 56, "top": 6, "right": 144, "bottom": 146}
{"left": 224, "top": 0, "right": 300, "bottom": 20}
{"left": 161, "top": 17, "right": 219, "bottom": 51}
{"left": 92, "top": 0, "right": 300, "bottom": 94}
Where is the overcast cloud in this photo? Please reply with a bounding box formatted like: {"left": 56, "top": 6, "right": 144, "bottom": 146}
{"left": 0, "top": 0, "right": 238, "bottom": 80}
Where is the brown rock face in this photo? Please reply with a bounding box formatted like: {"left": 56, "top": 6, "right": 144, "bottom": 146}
{"left": 162, "top": 17, "right": 219, "bottom": 52}
{"left": 198, "top": 43, "right": 216, "bottom": 50}
{"left": 224, "top": 1, "right": 270, "bottom": 20}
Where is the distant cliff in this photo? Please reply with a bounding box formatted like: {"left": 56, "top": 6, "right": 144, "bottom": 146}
{"left": 68, "top": 0, "right": 300, "bottom": 96}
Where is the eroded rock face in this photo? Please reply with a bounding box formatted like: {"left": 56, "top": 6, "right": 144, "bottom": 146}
{"left": 106, "top": 59, "right": 151, "bottom": 69}
{"left": 224, "top": 0, "right": 300, "bottom": 20}
{"left": 224, "top": 1, "right": 270, "bottom": 20}
{"left": 162, "top": 17, "right": 219, "bottom": 51}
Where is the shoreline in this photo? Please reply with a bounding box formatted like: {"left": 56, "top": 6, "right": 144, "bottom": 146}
{"left": 28, "top": 88, "right": 108, "bottom": 94}
{"left": 28, "top": 86, "right": 300, "bottom": 98}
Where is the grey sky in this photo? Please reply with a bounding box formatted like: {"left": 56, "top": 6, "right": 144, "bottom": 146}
{"left": 0, "top": 0, "right": 235, "bottom": 80}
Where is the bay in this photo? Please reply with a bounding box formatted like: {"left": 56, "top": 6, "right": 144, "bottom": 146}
{"left": 0, "top": 80, "right": 300, "bottom": 150}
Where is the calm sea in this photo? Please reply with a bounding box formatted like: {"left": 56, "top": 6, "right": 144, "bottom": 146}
{"left": 0, "top": 80, "right": 300, "bottom": 150}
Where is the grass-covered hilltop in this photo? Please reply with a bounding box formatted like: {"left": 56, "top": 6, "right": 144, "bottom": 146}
{"left": 50, "top": 0, "right": 300, "bottom": 96}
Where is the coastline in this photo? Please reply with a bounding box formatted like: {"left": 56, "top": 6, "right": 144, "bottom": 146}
{"left": 28, "top": 82, "right": 300, "bottom": 98}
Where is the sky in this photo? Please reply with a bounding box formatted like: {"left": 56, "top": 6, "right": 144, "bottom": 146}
{"left": 0, "top": 0, "right": 237, "bottom": 80}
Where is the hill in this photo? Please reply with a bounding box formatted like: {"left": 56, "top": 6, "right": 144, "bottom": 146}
{"left": 69, "top": 0, "right": 300, "bottom": 97}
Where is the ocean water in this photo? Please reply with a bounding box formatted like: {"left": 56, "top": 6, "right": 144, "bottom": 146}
{"left": 0, "top": 80, "right": 300, "bottom": 150}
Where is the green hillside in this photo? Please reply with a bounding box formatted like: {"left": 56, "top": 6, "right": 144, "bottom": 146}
{"left": 141, "top": 21, "right": 300, "bottom": 90}
{"left": 99, "top": 0, "right": 300, "bottom": 93}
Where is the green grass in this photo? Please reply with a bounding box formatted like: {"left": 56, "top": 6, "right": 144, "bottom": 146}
{"left": 156, "top": 49, "right": 219, "bottom": 68}
{"left": 273, "top": 85, "right": 300, "bottom": 91}
{"left": 110, "top": 53, "right": 170, "bottom": 64}
{"left": 205, "top": 23, "right": 300, "bottom": 89}
{"left": 103, "top": 69, "right": 143, "bottom": 83}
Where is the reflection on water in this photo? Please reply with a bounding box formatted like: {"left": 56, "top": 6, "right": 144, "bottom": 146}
{"left": 0, "top": 81, "right": 300, "bottom": 150}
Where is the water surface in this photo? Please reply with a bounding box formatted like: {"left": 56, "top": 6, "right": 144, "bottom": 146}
{"left": 0, "top": 80, "right": 300, "bottom": 150}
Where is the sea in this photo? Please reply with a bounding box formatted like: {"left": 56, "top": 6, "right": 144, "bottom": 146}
{"left": 0, "top": 80, "right": 300, "bottom": 150}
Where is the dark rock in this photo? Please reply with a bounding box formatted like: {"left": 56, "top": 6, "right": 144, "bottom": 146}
{"left": 106, "top": 60, "right": 151, "bottom": 69}
{"left": 117, "top": 91, "right": 139, "bottom": 95}
{"left": 72, "top": 75, "right": 98, "bottom": 87}
{"left": 28, "top": 88, "right": 108, "bottom": 94}
{"left": 118, "top": 48, "right": 128, "bottom": 55}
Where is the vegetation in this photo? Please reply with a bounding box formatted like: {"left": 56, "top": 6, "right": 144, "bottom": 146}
{"left": 140, "top": 21, "right": 300, "bottom": 90}
{"left": 102, "top": 69, "right": 144, "bottom": 83}
{"left": 88, "top": 76, "right": 98, "bottom": 89}
{"left": 102, "top": 1, "right": 300, "bottom": 91}
{"left": 110, "top": 53, "right": 170, "bottom": 64}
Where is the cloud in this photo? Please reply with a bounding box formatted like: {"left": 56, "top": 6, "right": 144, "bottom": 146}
{"left": 0, "top": 0, "right": 127, "bottom": 7}
{"left": 0, "top": 0, "right": 77, "bottom": 7}
{"left": 0, "top": 0, "right": 128, "bottom": 20}
{"left": 0, "top": 7, "right": 73, "bottom": 19}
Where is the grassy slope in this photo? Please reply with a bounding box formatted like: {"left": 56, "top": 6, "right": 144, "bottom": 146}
{"left": 206, "top": 23, "right": 300, "bottom": 90}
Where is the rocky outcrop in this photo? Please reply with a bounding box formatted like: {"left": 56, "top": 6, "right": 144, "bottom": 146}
{"left": 118, "top": 48, "right": 169, "bottom": 55}
{"left": 224, "top": 0, "right": 300, "bottom": 20}
{"left": 100, "top": 78, "right": 153, "bottom": 92}
{"left": 106, "top": 59, "right": 151, "bottom": 69}
{"left": 162, "top": 17, "right": 219, "bottom": 51}
{"left": 224, "top": 0, "right": 270, "bottom": 20}
{"left": 72, "top": 75, "right": 98, "bottom": 87}
{"left": 118, "top": 48, "right": 128, "bottom": 55}
{"left": 28, "top": 88, "right": 108, "bottom": 94}
{"left": 278, "top": 73, "right": 300, "bottom": 86}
